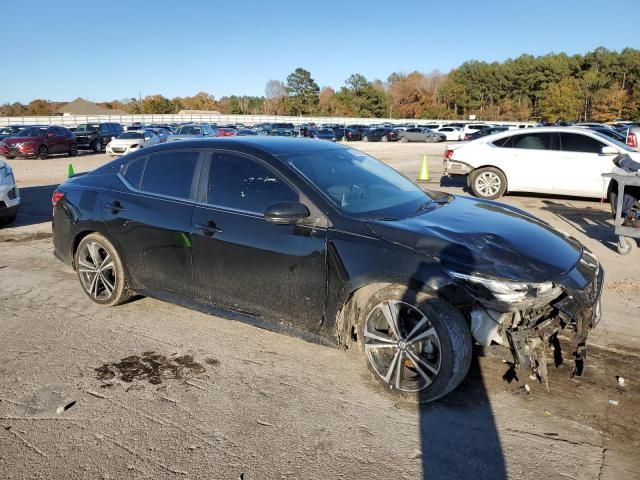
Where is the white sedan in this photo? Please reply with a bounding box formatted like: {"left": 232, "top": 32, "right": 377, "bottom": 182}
{"left": 443, "top": 126, "right": 639, "bottom": 199}
{"left": 435, "top": 126, "right": 464, "bottom": 141}
{"left": 106, "top": 130, "right": 159, "bottom": 156}
{"left": 0, "top": 159, "right": 20, "bottom": 225}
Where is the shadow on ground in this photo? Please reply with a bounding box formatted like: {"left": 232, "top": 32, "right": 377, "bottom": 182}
{"left": 539, "top": 200, "right": 620, "bottom": 252}
{"left": 9, "top": 184, "right": 58, "bottom": 228}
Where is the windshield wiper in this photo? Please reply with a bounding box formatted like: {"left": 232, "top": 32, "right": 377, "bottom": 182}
{"left": 411, "top": 195, "right": 453, "bottom": 217}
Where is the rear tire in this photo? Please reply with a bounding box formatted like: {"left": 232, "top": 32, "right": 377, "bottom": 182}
{"left": 470, "top": 167, "right": 507, "bottom": 200}
{"left": 0, "top": 214, "right": 17, "bottom": 226}
{"left": 4, "top": 156, "right": 15, "bottom": 160}
{"left": 68, "top": 143, "right": 78, "bottom": 157}
{"left": 381, "top": 135, "right": 388, "bottom": 142}
{"left": 357, "top": 285, "right": 472, "bottom": 403}
{"left": 400, "top": 136, "right": 409, "bottom": 143}
{"left": 75, "top": 233, "right": 133, "bottom": 307}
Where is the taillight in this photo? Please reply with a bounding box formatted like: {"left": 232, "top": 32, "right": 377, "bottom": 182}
{"left": 464, "top": 134, "right": 471, "bottom": 140}
{"left": 52, "top": 190, "right": 65, "bottom": 206}
{"left": 627, "top": 133, "right": 637, "bottom": 148}
{"left": 444, "top": 149, "right": 454, "bottom": 159}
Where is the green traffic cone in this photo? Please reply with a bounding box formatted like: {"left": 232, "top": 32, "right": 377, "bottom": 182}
{"left": 417, "top": 154, "right": 430, "bottom": 182}
{"left": 68, "top": 163, "right": 75, "bottom": 177}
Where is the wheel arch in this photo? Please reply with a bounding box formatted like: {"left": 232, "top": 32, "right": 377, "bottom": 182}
{"left": 333, "top": 273, "right": 464, "bottom": 349}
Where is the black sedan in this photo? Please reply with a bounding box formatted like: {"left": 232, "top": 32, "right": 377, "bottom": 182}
{"left": 463, "top": 126, "right": 509, "bottom": 141}
{"left": 52, "top": 138, "right": 603, "bottom": 402}
{"left": 333, "top": 127, "right": 362, "bottom": 141}
{"left": 362, "top": 128, "right": 399, "bottom": 142}
{"left": 311, "top": 128, "right": 336, "bottom": 141}
{"left": 398, "top": 128, "right": 446, "bottom": 143}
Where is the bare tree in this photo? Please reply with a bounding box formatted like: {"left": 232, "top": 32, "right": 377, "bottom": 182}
{"left": 264, "top": 80, "right": 287, "bottom": 115}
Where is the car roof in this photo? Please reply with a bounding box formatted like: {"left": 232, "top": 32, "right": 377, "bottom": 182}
{"left": 126, "top": 136, "right": 345, "bottom": 157}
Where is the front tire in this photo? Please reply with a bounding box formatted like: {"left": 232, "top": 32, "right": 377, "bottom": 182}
{"left": 381, "top": 135, "right": 388, "bottom": 142}
{"left": 75, "top": 233, "right": 132, "bottom": 306}
{"left": 68, "top": 143, "right": 78, "bottom": 157}
{"left": 92, "top": 140, "right": 103, "bottom": 153}
{"left": 37, "top": 146, "right": 48, "bottom": 160}
{"left": 470, "top": 167, "right": 507, "bottom": 200}
{"left": 357, "top": 285, "right": 472, "bottom": 403}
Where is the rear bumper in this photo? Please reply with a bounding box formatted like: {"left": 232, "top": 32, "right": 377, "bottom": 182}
{"left": 0, "top": 204, "right": 19, "bottom": 220}
{"left": 443, "top": 159, "right": 473, "bottom": 176}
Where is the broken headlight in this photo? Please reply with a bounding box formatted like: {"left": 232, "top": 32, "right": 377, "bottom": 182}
{"left": 447, "top": 271, "right": 555, "bottom": 303}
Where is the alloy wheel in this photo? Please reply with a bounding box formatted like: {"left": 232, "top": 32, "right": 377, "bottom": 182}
{"left": 363, "top": 300, "right": 442, "bottom": 392}
{"left": 474, "top": 171, "right": 502, "bottom": 197}
{"left": 77, "top": 242, "right": 117, "bottom": 301}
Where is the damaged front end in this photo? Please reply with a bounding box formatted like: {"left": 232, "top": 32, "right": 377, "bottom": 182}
{"left": 447, "top": 250, "right": 604, "bottom": 388}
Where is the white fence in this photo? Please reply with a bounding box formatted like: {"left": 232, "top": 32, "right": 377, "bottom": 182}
{"left": 0, "top": 113, "right": 537, "bottom": 128}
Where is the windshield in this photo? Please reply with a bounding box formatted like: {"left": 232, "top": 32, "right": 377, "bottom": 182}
{"left": 16, "top": 127, "right": 46, "bottom": 137}
{"left": 174, "top": 126, "right": 202, "bottom": 135}
{"left": 286, "top": 147, "right": 431, "bottom": 219}
{"left": 118, "top": 132, "right": 143, "bottom": 139}
{"left": 592, "top": 131, "right": 635, "bottom": 152}
{"left": 75, "top": 124, "right": 100, "bottom": 132}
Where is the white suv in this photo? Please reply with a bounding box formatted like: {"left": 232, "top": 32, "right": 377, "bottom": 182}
{"left": 443, "top": 127, "right": 640, "bottom": 199}
{"left": 0, "top": 159, "right": 20, "bottom": 225}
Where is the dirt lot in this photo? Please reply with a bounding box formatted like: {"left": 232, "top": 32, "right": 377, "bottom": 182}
{"left": 1, "top": 143, "right": 639, "bottom": 479}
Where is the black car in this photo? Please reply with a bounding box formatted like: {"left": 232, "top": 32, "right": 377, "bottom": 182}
{"left": 258, "top": 123, "right": 295, "bottom": 136}
{"left": 74, "top": 123, "right": 124, "bottom": 153}
{"left": 362, "top": 128, "right": 399, "bottom": 142}
{"left": 52, "top": 137, "right": 602, "bottom": 402}
{"left": 310, "top": 128, "right": 337, "bottom": 141}
{"left": 464, "top": 126, "right": 509, "bottom": 141}
{"left": 333, "top": 127, "right": 362, "bottom": 141}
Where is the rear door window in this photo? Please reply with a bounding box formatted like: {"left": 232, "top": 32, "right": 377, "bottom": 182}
{"left": 122, "top": 156, "right": 146, "bottom": 189}
{"left": 559, "top": 133, "right": 606, "bottom": 153}
{"left": 498, "top": 132, "right": 556, "bottom": 150}
{"left": 139, "top": 151, "right": 200, "bottom": 199}
{"left": 207, "top": 152, "right": 297, "bottom": 213}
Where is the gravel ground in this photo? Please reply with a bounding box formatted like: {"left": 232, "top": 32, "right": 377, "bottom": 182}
{"left": 1, "top": 142, "right": 639, "bottom": 479}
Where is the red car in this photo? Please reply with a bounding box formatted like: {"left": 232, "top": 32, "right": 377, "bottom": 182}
{"left": 216, "top": 127, "right": 238, "bottom": 137}
{"left": 0, "top": 125, "right": 77, "bottom": 159}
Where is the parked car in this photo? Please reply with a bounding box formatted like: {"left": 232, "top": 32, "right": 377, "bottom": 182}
{"left": 333, "top": 127, "right": 362, "bottom": 141}
{"left": 106, "top": 130, "right": 159, "bottom": 156}
{"left": 0, "top": 125, "right": 77, "bottom": 159}
{"left": 144, "top": 127, "right": 172, "bottom": 143}
{"left": 346, "top": 125, "right": 371, "bottom": 137}
{"left": 434, "top": 126, "right": 464, "bottom": 141}
{"left": 463, "top": 126, "right": 509, "bottom": 141}
{"left": 0, "top": 158, "right": 19, "bottom": 225}
{"left": 362, "top": 128, "right": 399, "bottom": 142}
{"left": 0, "top": 125, "right": 32, "bottom": 141}
{"left": 258, "top": 123, "right": 295, "bottom": 136}
{"left": 217, "top": 127, "right": 238, "bottom": 137}
{"left": 586, "top": 127, "right": 629, "bottom": 144}
{"left": 168, "top": 124, "right": 217, "bottom": 141}
{"left": 74, "top": 123, "right": 124, "bottom": 153}
{"left": 51, "top": 137, "right": 603, "bottom": 402}
{"left": 461, "top": 123, "right": 493, "bottom": 136}
{"left": 398, "top": 128, "right": 446, "bottom": 143}
{"left": 443, "top": 127, "right": 639, "bottom": 200}
{"left": 311, "top": 128, "right": 337, "bottom": 141}
{"left": 236, "top": 128, "right": 257, "bottom": 136}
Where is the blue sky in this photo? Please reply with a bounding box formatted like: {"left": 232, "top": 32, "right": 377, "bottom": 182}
{"left": 2, "top": 0, "right": 638, "bottom": 103}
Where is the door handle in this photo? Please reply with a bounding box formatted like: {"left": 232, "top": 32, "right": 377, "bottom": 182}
{"left": 195, "top": 221, "right": 223, "bottom": 236}
{"left": 105, "top": 201, "right": 125, "bottom": 213}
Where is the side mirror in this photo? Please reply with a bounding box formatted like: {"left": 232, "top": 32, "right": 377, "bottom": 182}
{"left": 601, "top": 146, "right": 618, "bottom": 155}
{"left": 264, "top": 201, "right": 310, "bottom": 224}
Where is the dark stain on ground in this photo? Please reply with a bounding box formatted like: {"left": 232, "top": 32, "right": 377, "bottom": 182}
{"left": 96, "top": 351, "right": 207, "bottom": 385}
{"left": 205, "top": 357, "right": 220, "bottom": 366}
{"left": 0, "top": 232, "right": 53, "bottom": 243}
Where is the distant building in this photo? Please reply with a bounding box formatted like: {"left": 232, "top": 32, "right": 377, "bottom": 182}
{"left": 56, "top": 97, "right": 127, "bottom": 116}
{"left": 178, "top": 109, "right": 222, "bottom": 116}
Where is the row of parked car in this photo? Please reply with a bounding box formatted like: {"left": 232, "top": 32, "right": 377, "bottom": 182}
{"left": 1, "top": 119, "right": 638, "bottom": 161}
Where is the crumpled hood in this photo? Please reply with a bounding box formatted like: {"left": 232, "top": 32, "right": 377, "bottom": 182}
{"left": 367, "top": 195, "right": 583, "bottom": 283}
